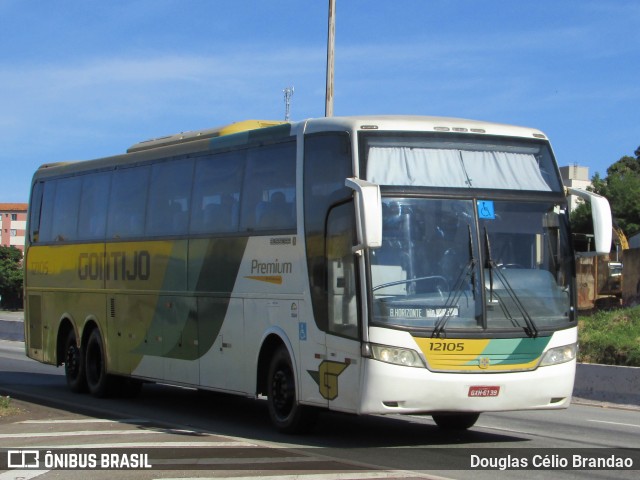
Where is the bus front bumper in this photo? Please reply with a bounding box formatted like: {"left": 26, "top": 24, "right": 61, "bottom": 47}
{"left": 358, "top": 357, "right": 576, "bottom": 415}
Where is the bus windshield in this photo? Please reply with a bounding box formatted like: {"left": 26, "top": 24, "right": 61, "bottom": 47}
{"left": 370, "top": 197, "right": 574, "bottom": 333}
{"left": 369, "top": 197, "right": 573, "bottom": 336}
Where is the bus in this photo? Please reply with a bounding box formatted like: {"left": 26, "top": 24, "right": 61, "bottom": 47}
{"left": 24, "top": 116, "right": 612, "bottom": 432}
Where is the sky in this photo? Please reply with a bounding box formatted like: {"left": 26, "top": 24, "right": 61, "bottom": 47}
{"left": 1, "top": 0, "right": 639, "bottom": 202}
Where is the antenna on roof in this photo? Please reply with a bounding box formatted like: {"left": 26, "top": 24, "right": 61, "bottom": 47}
{"left": 283, "top": 86, "right": 294, "bottom": 121}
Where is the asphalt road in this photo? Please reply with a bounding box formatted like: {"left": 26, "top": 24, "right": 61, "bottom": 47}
{"left": 1, "top": 320, "right": 639, "bottom": 480}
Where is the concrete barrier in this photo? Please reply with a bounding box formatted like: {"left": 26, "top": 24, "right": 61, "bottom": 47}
{"left": 574, "top": 363, "right": 640, "bottom": 406}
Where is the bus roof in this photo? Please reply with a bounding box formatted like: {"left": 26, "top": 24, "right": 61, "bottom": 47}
{"left": 301, "top": 115, "right": 548, "bottom": 140}
{"left": 127, "top": 119, "right": 287, "bottom": 153}
{"left": 32, "top": 115, "right": 549, "bottom": 180}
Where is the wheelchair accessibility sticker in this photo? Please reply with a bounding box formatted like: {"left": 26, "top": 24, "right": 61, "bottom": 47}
{"left": 477, "top": 200, "right": 495, "bottom": 219}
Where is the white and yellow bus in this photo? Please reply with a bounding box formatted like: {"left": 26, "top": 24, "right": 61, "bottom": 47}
{"left": 24, "top": 116, "right": 612, "bottom": 432}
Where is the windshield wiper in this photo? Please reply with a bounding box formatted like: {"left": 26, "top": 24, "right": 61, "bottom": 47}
{"left": 483, "top": 228, "right": 539, "bottom": 338}
{"left": 432, "top": 226, "right": 476, "bottom": 338}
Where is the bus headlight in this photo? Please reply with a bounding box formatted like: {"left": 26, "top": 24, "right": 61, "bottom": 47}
{"left": 539, "top": 343, "right": 577, "bottom": 367}
{"left": 366, "top": 343, "right": 426, "bottom": 368}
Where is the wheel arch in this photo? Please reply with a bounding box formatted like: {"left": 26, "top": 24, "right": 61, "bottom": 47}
{"left": 56, "top": 317, "right": 76, "bottom": 366}
{"left": 256, "top": 328, "right": 296, "bottom": 396}
{"left": 79, "top": 318, "right": 101, "bottom": 358}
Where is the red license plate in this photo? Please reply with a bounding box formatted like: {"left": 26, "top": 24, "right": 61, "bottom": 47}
{"left": 468, "top": 386, "right": 500, "bottom": 397}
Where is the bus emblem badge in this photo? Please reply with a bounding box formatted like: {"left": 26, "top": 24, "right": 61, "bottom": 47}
{"left": 478, "top": 357, "right": 490, "bottom": 369}
{"left": 308, "top": 360, "right": 349, "bottom": 400}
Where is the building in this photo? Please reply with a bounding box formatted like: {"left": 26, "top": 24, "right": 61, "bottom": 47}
{"left": 0, "top": 203, "right": 28, "bottom": 253}
{"left": 559, "top": 164, "right": 591, "bottom": 212}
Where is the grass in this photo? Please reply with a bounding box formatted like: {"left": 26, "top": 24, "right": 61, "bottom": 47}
{"left": 0, "top": 395, "right": 20, "bottom": 418}
{"left": 578, "top": 306, "right": 640, "bottom": 366}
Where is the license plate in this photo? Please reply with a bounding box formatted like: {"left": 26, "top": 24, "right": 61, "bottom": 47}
{"left": 468, "top": 386, "right": 500, "bottom": 397}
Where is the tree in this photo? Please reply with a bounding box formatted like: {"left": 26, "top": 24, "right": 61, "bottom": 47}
{"left": 605, "top": 156, "right": 640, "bottom": 235}
{"left": 0, "top": 246, "right": 23, "bottom": 309}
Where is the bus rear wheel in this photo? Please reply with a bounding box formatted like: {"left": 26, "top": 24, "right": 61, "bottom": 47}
{"left": 64, "top": 329, "right": 87, "bottom": 393}
{"left": 85, "top": 329, "right": 110, "bottom": 398}
{"left": 267, "top": 346, "right": 316, "bottom": 434}
{"left": 432, "top": 412, "right": 480, "bottom": 430}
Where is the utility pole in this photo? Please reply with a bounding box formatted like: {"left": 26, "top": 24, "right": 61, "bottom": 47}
{"left": 325, "top": 0, "right": 336, "bottom": 117}
{"left": 283, "top": 86, "right": 294, "bottom": 121}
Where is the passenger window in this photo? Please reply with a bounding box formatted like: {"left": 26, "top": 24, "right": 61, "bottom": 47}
{"left": 50, "top": 176, "right": 82, "bottom": 242}
{"left": 146, "top": 159, "right": 194, "bottom": 236}
{"left": 37, "top": 182, "right": 57, "bottom": 243}
{"left": 78, "top": 172, "right": 111, "bottom": 241}
{"left": 28, "top": 182, "right": 44, "bottom": 243}
{"left": 190, "top": 152, "right": 243, "bottom": 234}
{"left": 107, "top": 166, "right": 150, "bottom": 239}
{"left": 240, "top": 142, "right": 296, "bottom": 232}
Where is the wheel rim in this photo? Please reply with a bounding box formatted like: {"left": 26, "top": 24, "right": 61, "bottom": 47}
{"left": 271, "top": 366, "right": 294, "bottom": 419}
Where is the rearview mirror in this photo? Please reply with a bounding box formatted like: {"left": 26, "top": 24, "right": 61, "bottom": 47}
{"left": 345, "top": 177, "right": 382, "bottom": 251}
{"left": 566, "top": 187, "right": 612, "bottom": 254}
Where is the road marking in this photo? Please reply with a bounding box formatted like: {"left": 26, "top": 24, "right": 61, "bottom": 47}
{"left": 2, "top": 422, "right": 220, "bottom": 439}
{"left": 160, "top": 474, "right": 426, "bottom": 480}
{"left": 588, "top": 419, "right": 640, "bottom": 429}
{"left": 12, "top": 441, "right": 257, "bottom": 449}
{"left": 19, "top": 418, "right": 150, "bottom": 424}
{"left": 153, "top": 456, "right": 324, "bottom": 466}
{"left": 2, "top": 429, "right": 167, "bottom": 439}
{"left": 0, "top": 472, "right": 426, "bottom": 480}
{"left": 0, "top": 470, "right": 49, "bottom": 480}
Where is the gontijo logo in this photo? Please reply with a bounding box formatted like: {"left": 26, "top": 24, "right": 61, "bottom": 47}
{"left": 78, "top": 250, "right": 151, "bottom": 281}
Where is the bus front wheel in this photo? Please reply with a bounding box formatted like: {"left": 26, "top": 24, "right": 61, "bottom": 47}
{"left": 432, "top": 412, "right": 480, "bottom": 430}
{"left": 64, "top": 329, "right": 87, "bottom": 393}
{"left": 85, "top": 329, "right": 110, "bottom": 398}
{"left": 267, "top": 346, "right": 316, "bottom": 433}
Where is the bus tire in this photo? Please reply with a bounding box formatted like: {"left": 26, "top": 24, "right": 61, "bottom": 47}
{"left": 85, "top": 328, "right": 111, "bottom": 398}
{"left": 267, "top": 346, "right": 316, "bottom": 434}
{"left": 64, "top": 329, "right": 87, "bottom": 393}
{"left": 432, "top": 412, "right": 480, "bottom": 430}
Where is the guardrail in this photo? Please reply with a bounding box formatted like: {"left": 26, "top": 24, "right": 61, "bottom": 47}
{"left": 574, "top": 363, "right": 640, "bottom": 406}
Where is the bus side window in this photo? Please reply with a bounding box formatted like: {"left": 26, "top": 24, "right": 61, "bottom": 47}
{"left": 28, "top": 182, "right": 44, "bottom": 243}
{"left": 190, "top": 153, "right": 243, "bottom": 234}
{"left": 50, "top": 176, "right": 82, "bottom": 242}
{"left": 107, "top": 166, "right": 150, "bottom": 239}
{"left": 256, "top": 190, "right": 294, "bottom": 229}
{"left": 241, "top": 142, "right": 296, "bottom": 232}
{"left": 78, "top": 172, "right": 111, "bottom": 241}
{"left": 146, "top": 158, "right": 194, "bottom": 237}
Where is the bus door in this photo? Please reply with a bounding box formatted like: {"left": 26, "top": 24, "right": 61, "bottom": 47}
{"left": 322, "top": 202, "right": 363, "bottom": 413}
